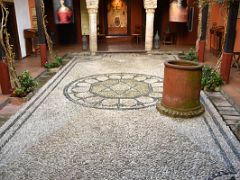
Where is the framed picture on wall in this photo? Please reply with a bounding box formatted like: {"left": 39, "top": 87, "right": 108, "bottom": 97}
{"left": 53, "top": 0, "right": 74, "bottom": 24}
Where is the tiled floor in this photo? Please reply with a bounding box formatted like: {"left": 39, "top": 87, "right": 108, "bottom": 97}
{"left": 204, "top": 50, "right": 240, "bottom": 111}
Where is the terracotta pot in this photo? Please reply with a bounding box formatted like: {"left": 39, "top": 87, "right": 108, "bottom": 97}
{"left": 157, "top": 60, "right": 205, "bottom": 118}
{"left": 39, "top": 44, "right": 47, "bottom": 67}
{"left": 0, "top": 61, "right": 12, "bottom": 94}
{"left": 220, "top": 52, "right": 233, "bottom": 83}
{"left": 198, "top": 40, "right": 206, "bottom": 63}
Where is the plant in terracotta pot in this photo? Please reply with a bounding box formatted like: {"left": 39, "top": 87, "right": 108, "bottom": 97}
{"left": 0, "top": 1, "right": 39, "bottom": 99}
{"left": 178, "top": 48, "right": 198, "bottom": 62}
{"left": 201, "top": 65, "right": 223, "bottom": 91}
{"left": 0, "top": 1, "right": 20, "bottom": 91}
{"left": 44, "top": 55, "right": 63, "bottom": 71}
{"left": 157, "top": 60, "right": 205, "bottom": 118}
{"left": 12, "top": 71, "right": 38, "bottom": 98}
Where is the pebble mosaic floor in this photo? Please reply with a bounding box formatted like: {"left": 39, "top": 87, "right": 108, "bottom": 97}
{"left": 64, "top": 73, "right": 163, "bottom": 110}
{"left": 0, "top": 54, "right": 240, "bottom": 179}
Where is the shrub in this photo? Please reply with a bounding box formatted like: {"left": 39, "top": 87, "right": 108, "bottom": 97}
{"left": 179, "top": 48, "right": 198, "bottom": 62}
{"left": 201, "top": 65, "right": 223, "bottom": 91}
{"left": 44, "top": 55, "right": 63, "bottom": 69}
{"left": 184, "top": 48, "right": 198, "bottom": 61}
{"left": 14, "top": 70, "right": 38, "bottom": 97}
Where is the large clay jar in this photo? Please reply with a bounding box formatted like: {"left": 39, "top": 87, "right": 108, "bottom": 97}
{"left": 157, "top": 60, "right": 205, "bottom": 118}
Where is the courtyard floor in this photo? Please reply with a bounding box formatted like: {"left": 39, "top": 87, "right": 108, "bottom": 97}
{"left": 0, "top": 53, "right": 240, "bottom": 179}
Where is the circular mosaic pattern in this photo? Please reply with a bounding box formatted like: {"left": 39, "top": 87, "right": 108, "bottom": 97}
{"left": 64, "top": 73, "right": 163, "bottom": 110}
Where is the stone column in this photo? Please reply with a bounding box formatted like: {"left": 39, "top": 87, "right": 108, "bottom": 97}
{"left": 88, "top": 8, "right": 98, "bottom": 55}
{"left": 145, "top": 8, "right": 156, "bottom": 52}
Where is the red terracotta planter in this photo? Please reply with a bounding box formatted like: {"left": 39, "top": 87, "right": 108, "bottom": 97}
{"left": 220, "top": 52, "right": 233, "bottom": 83}
{"left": 157, "top": 60, "right": 205, "bottom": 118}
{"left": 198, "top": 40, "right": 206, "bottom": 63}
{"left": 0, "top": 61, "right": 12, "bottom": 95}
{"left": 39, "top": 44, "right": 47, "bottom": 67}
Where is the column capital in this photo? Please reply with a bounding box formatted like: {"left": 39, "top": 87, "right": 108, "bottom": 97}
{"left": 86, "top": 0, "right": 99, "bottom": 9}
{"left": 144, "top": 0, "right": 157, "bottom": 9}
{"left": 88, "top": 8, "right": 98, "bottom": 14}
{"left": 145, "top": 8, "right": 155, "bottom": 14}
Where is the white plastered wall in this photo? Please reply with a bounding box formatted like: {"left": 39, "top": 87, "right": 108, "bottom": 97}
{"left": 13, "top": 0, "right": 31, "bottom": 58}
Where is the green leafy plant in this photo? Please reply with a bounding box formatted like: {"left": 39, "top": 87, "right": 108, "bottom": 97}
{"left": 44, "top": 55, "right": 63, "bottom": 69}
{"left": 14, "top": 70, "right": 38, "bottom": 97}
{"left": 181, "top": 48, "right": 198, "bottom": 62}
{"left": 201, "top": 65, "right": 223, "bottom": 91}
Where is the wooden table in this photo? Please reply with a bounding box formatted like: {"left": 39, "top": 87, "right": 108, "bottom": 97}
{"left": 24, "top": 29, "right": 38, "bottom": 56}
{"left": 209, "top": 26, "right": 224, "bottom": 57}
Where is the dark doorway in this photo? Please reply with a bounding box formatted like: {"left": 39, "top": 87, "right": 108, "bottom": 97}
{"left": 1, "top": 2, "right": 21, "bottom": 59}
{"left": 98, "top": 0, "right": 145, "bottom": 52}
{"left": 44, "top": 0, "right": 81, "bottom": 45}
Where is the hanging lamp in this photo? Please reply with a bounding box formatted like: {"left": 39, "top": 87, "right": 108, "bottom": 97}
{"left": 169, "top": 0, "right": 188, "bottom": 23}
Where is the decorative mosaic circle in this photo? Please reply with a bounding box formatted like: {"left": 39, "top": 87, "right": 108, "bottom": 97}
{"left": 64, "top": 73, "right": 163, "bottom": 110}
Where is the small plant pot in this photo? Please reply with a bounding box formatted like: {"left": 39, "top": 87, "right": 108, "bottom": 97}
{"left": 157, "top": 60, "right": 205, "bottom": 118}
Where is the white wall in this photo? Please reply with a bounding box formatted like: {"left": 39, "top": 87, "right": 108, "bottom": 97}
{"left": 14, "top": 0, "right": 31, "bottom": 58}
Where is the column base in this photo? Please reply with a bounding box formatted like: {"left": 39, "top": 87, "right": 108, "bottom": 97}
{"left": 156, "top": 101, "right": 205, "bottom": 118}
{"left": 0, "top": 61, "right": 12, "bottom": 95}
{"left": 39, "top": 44, "right": 47, "bottom": 67}
{"left": 145, "top": 46, "right": 152, "bottom": 52}
{"left": 90, "top": 51, "right": 96, "bottom": 56}
{"left": 220, "top": 52, "right": 233, "bottom": 83}
{"left": 198, "top": 40, "right": 206, "bottom": 63}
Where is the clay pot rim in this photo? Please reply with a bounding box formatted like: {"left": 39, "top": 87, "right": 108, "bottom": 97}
{"left": 165, "top": 60, "right": 203, "bottom": 70}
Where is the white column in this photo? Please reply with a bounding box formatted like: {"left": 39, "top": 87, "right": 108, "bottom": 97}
{"left": 145, "top": 8, "right": 155, "bottom": 52}
{"left": 88, "top": 8, "right": 98, "bottom": 55}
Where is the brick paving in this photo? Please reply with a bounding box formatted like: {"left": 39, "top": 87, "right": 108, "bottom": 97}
{"left": 205, "top": 91, "right": 240, "bottom": 140}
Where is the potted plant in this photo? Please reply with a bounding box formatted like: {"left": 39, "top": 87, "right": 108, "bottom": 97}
{"left": 11, "top": 70, "right": 38, "bottom": 103}
{"left": 44, "top": 55, "right": 63, "bottom": 72}
{"left": 157, "top": 60, "right": 205, "bottom": 118}
{"left": 178, "top": 48, "right": 198, "bottom": 62}
{"left": 201, "top": 65, "right": 223, "bottom": 91}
